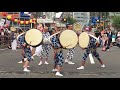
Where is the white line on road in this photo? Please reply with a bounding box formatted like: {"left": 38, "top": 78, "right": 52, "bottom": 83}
{"left": 0, "top": 48, "right": 8, "bottom": 50}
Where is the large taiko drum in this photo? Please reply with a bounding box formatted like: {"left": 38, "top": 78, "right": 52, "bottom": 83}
{"left": 79, "top": 32, "right": 90, "bottom": 48}
{"left": 59, "top": 30, "right": 78, "bottom": 49}
{"left": 25, "top": 29, "right": 43, "bottom": 47}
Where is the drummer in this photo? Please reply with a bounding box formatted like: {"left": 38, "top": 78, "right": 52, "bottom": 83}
{"left": 17, "top": 29, "right": 33, "bottom": 72}
{"left": 38, "top": 26, "right": 51, "bottom": 65}
{"left": 51, "top": 30, "right": 65, "bottom": 76}
{"left": 17, "top": 29, "right": 25, "bottom": 64}
{"left": 64, "top": 23, "right": 75, "bottom": 64}
{"left": 77, "top": 26, "right": 105, "bottom": 70}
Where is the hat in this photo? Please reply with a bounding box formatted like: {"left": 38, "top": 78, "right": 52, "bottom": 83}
{"left": 84, "top": 26, "right": 92, "bottom": 31}
{"left": 10, "top": 27, "right": 16, "bottom": 32}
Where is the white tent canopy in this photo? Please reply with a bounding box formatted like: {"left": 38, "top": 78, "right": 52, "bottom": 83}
{"left": 37, "top": 19, "right": 54, "bottom": 23}
{"left": 55, "top": 12, "right": 63, "bottom": 18}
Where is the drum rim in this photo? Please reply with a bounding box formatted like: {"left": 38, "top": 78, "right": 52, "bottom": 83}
{"left": 25, "top": 29, "right": 43, "bottom": 47}
{"left": 78, "top": 32, "right": 90, "bottom": 48}
{"left": 59, "top": 29, "right": 78, "bottom": 49}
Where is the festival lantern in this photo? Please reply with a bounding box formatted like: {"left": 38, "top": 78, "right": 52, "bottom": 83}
{"left": 14, "top": 19, "right": 18, "bottom": 22}
{"left": 25, "top": 21, "right": 29, "bottom": 24}
{"left": 20, "top": 21, "right": 24, "bottom": 24}
{"left": 7, "top": 15, "right": 12, "bottom": 19}
{"left": 18, "top": 20, "right": 20, "bottom": 24}
{"left": 33, "top": 18, "right": 36, "bottom": 21}
{"left": 11, "top": 17, "right": 15, "bottom": 21}
{"left": 30, "top": 19, "right": 32, "bottom": 23}
{"left": 2, "top": 12, "right": 7, "bottom": 16}
{"left": 24, "top": 21, "right": 26, "bottom": 24}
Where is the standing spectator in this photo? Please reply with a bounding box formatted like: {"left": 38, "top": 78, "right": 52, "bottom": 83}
{"left": 112, "top": 33, "right": 116, "bottom": 46}
{"left": 117, "top": 30, "right": 120, "bottom": 38}
{"left": 106, "top": 29, "right": 113, "bottom": 51}
{"left": 11, "top": 30, "right": 17, "bottom": 51}
{"left": 1, "top": 29, "right": 4, "bottom": 45}
{"left": 116, "top": 36, "right": 120, "bottom": 48}
{"left": 7, "top": 27, "right": 12, "bottom": 49}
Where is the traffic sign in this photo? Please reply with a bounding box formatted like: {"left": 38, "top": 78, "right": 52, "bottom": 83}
{"left": 92, "top": 16, "right": 100, "bottom": 24}
{"left": 20, "top": 12, "right": 30, "bottom": 18}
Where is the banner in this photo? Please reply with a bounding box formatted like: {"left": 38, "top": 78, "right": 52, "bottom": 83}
{"left": 0, "top": 19, "right": 5, "bottom": 27}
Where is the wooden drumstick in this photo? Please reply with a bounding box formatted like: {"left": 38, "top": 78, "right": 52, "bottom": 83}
{"left": 88, "top": 34, "right": 99, "bottom": 43}
{"left": 47, "top": 31, "right": 61, "bottom": 44}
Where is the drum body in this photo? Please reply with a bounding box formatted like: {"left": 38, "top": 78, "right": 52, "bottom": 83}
{"left": 59, "top": 30, "right": 78, "bottom": 49}
{"left": 79, "top": 32, "right": 90, "bottom": 48}
{"left": 25, "top": 29, "right": 43, "bottom": 47}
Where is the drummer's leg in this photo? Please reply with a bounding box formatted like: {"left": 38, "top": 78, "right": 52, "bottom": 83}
{"left": 55, "top": 51, "right": 64, "bottom": 76}
{"left": 32, "top": 47, "right": 36, "bottom": 56}
{"left": 18, "top": 48, "right": 25, "bottom": 64}
{"left": 93, "top": 50, "right": 105, "bottom": 68}
{"left": 23, "top": 48, "right": 32, "bottom": 72}
{"left": 44, "top": 45, "right": 49, "bottom": 64}
{"left": 38, "top": 48, "right": 44, "bottom": 65}
{"left": 68, "top": 48, "right": 75, "bottom": 64}
{"left": 77, "top": 49, "right": 90, "bottom": 69}
{"left": 22, "top": 48, "right": 25, "bottom": 64}
{"left": 65, "top": 49, "right": 70, "bottom": 63}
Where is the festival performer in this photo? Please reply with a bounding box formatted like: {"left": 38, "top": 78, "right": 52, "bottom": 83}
{"left": 17, "top": 29, "right": 33, "bottom": 72}
{"left": 106, "top": 29, "right": 113, "bottom": 51}
{"left": 50, "top": 30, "right": 65, "bottom": 76}
{"left": 77, "top": 26, "right": 105, "bottom": 70}
{"left": 17, "top": 29, "right": 25, "bottom": 64}
{"left": 101, "top": 34, "right": 108, "bottom": 51}
{"left": 11, "top": 29, "right": 17, "bottom": 51}
{"left": 64, "top": 23, "right": 75, "bottom": 64}
{"left": 37, "top": 26, "right": 51, "bottom": 65}
{"left": 35, "top": 23, "right": 44, "bottom": 63}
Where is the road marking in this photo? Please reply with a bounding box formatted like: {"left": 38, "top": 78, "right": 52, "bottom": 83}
{"left": 0, "top": 48, "right": 8, "bottom": 50}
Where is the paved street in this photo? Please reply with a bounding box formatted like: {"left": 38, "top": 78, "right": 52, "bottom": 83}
{"left": 0, "top": 46, "right": 120, "bottom": 78}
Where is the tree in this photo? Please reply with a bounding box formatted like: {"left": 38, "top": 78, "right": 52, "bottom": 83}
{"left": 66, "top": 16, "right": 77, "bottom": 24}
{"left": 112, "top": 16, "right": 120, "bottom": 31}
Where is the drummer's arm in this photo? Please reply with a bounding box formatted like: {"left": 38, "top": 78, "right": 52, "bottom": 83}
{"left": 22, "top": 43, "right": 26, "bottom": 47}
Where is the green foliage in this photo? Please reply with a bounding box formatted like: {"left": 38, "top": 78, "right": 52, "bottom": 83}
{"left": 112, "top": 16, "right": 120, "bottom": 30}
{"left": 67, "top": 16, "right": 77, "bottom": 24}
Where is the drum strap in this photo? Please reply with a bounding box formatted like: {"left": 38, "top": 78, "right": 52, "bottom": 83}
{"left": 17, "top": 32, "right": 25, "bottom": 40}
{"left": 88, "top": 34, "right": 99, "bottom": 43}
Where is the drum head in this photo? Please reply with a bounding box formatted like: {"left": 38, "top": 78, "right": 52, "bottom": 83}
{"left": 79, "top": 32, "right": 90, "bottom": 48}
{"left": 59, "top": 30, "right": 78, "bottom": 49}
{"left": 25, "top": 29, "right": 43, "bottom": 47}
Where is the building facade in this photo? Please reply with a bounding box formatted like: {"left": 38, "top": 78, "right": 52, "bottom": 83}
{"left": 0, "top": 12, "right": 32, "bottom": 30}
